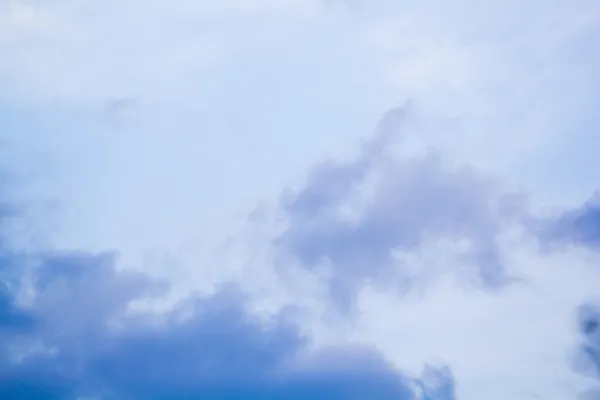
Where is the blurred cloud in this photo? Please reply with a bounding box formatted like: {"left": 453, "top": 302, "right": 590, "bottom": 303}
{"left": 0, "top": 214, "right": 456, "bottom": 399}
{"left": 243, "top": 104, "right": 600, "bottom": 400}
{"left": 1, "top": 0, "right": 600, "bottom": 399}
{"left": 356, "top": 0, "right": 600, "bottom": 206}
{"left": 573, "top": 301, "right": 600, "bottom": 399}
{"left": 548, "top": 193, "right": 600, "bottom": 250}
{"left": 274, "top": 104, "right": 526, "bottom": 309}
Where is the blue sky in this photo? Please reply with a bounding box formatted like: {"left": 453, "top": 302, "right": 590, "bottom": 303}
{"left": 1, "top": 0, "right": 600, "bottom": 399}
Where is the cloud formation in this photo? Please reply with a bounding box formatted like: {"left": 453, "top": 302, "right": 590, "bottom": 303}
{"left": 1, "top": 1, "right": 600, "bottom": 399}
{"left": 551, "top": 193, "right": 600, "bottom": 250}
{"left": 574, "top": 301, "right": 600, "bottom": 399}
{"left": 2, "top": 102, "right": 600, "bottom": 400}
{"left": 259, "top": 105, "right": 600, "bottom": 400}
{"left": 0, "top": 203, "right": 457, "bottom": 399}
{"left": 275, "top": 105, "right": 524, "bottom": 309}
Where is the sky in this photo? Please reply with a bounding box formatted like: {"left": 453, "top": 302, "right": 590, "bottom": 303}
{"left": 1, "top": 0, "right": 600, "bottom": 399}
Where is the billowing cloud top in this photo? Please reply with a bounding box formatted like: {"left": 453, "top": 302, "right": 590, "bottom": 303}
{"left": 1, "top": 0, "right": 600, "bottom": 399}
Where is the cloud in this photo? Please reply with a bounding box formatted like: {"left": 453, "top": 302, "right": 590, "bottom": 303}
{"left": 4, "top": 0, "right": 599, "bottom": 266}
{"left": 2, "top": 102, "right": 597, "bottom": 399}
{"left": 274, "top": 105, "right": 525, "bottom": 309}
{"left": 0, "top": 0, "right": 324, "bottom": 104}
{"left": 1, "top": 1, "right": 600, "bottom": 399}
{"left": 573, "top": 301, "right": 600, "bottom": 399}
{"left": 569, "top": 197, "right": 600, "bottom": 394}
{"left": 356, "top": 0, "right": 600, "bottom": 206}
{"left": 0, "top": 289, "right": 34, "bottom": 332}
{"left": 548, "top": 193, "right": 600, "bottom": 250}
{"left": 0, "top": 200, "right": 457, "bottom": 399}
{"left": 0, "top": 255, "right": 456, "bottom": 399}
{"left": 246, "top": 105, "right": 600, "bottom": 400}
{"left": 3, "top": 97, "right": 600, "bottom": 400}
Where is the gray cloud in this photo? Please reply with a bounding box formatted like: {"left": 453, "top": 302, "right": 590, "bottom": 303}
{"left": 0, "top": 204, "right": 458, "bottom": 399}
{"left": 546, "top": 192, "right": 600, "bottom": 250}
{"left": 573, "top": 301, "right": 600, "bottom": 399}
{"left": 274, "top": 105, "right": 524, "bottom": 308}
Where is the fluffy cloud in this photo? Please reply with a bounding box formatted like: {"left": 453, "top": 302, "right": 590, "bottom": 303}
{"left": 2, "top": 103, "right": 600, "bottom": 400}
{"left": 0, "top": 261, "right": 455, "bottom": 400}
{"left": 0, "top": 196, "right": 457, "bottom": 399}
{"left": 229, "top": 105, "right": 600, "bottom": 399}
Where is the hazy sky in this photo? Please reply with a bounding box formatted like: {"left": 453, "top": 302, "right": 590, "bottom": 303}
{"left": 1, "top": 1, "right": 600, "bottom": 399}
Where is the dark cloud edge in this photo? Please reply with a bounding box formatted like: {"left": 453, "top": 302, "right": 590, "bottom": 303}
{"left": 0, "top": 209, "right": 457, "bottom": 398}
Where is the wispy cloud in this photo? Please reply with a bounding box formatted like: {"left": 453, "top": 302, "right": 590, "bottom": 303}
{"left": 274, "top": 105, "right": 523, "bottom": 309}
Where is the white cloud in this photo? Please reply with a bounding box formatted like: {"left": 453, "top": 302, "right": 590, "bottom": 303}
{"left": 349, "top": 227, "right": 600, "bottom": 400}
{"left": 0, "top": 0, "right": 391, "bottom": 266}
{"left": 0, "top": 1, "right": 220, "bottom": 103}
{"left": 0, "top": 0, "right": 324, "bottom": 104}
{"left": 356, "top": 0, "right": 600, "bottom": 206}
